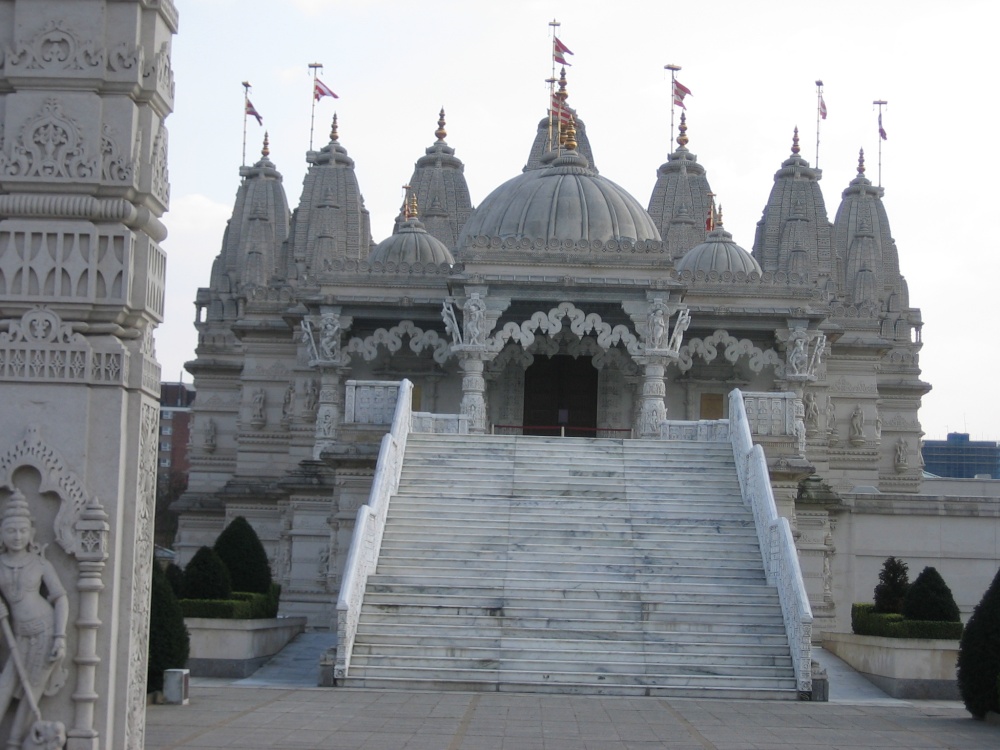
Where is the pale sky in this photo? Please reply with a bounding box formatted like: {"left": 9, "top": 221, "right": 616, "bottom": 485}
{"left": 159, "top": 0, "right": 998, "bottom": 441}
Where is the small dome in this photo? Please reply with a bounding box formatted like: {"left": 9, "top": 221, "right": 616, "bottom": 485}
{"left": 370, "top": 217, "right": 454, "bottom": 265}
{"left": 458, "top": 150, "right": 661, "bottom": 250}
{"left": 676, "top": 228, "right": 762, "bottom": 275}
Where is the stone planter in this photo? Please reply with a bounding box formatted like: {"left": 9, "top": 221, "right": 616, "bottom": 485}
{"left": 185, "top": 616, "right": 307, "bottom": 678}
{"left": 822, "top": 631, "right": 959, "bottom": 699}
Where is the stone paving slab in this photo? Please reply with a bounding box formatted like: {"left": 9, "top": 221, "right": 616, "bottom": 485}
{"left": 145, "top": 683, "right": 999, "bottom": 750}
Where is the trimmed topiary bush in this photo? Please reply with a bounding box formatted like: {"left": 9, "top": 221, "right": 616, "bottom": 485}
{"left": 903, "top": 567, "right": 961, "bottom": 623}
{"left": 958, "top": 567, "right": 1000, "bottom": 719}
{"left": 852, "top": 603, "right": 964, "bottom": 639}
{"left": 179, "top": 584, "right": 281, "bottom": 620}
{"left": 147, "top": 563, "right": 190, "bottom": 693}
{"left": 182, "top": 545, "right": 232, "bottom": 600}
{"left": 873, "top": 556, "right": 910, "bottom": 614}
{"left": 213, "top": 516, "right": 273, "bottom": 594}
{"left": 164, "top": 562, "right": 184, "bottom": 598}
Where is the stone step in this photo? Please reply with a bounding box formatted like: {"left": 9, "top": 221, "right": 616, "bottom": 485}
{"left": 373, "top": 560, "right": 769, "bottom": 580}
{"left": 364, "top": 582, "right": 781, "bottom": 604}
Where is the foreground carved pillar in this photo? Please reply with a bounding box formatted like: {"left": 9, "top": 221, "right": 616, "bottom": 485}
{"left": 0, "top": 2, "right": 177, "bottom": 747}
{"left": 635, "top": 357, "right": 669, "bottom": 437}
{"left": 456, "top": 352, "right": 488, "bottom": 433}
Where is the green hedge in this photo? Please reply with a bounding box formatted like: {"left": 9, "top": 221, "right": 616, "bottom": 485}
{"left": 852, "top": 603, "right": 964, "bottom": 639}
{"left": 180, "top": 583, "right": 281, "bottom": 620}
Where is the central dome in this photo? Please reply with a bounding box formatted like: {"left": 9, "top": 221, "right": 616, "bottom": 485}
{"left": 457, "top": 150, "right": 661, "bottom": 252}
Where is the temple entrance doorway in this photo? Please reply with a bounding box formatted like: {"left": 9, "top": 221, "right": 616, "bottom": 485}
{"left": 522, "top": 355, "right": 599, "bottom": 436}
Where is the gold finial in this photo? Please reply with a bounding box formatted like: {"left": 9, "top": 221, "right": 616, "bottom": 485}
{"left": 330, "top": 113, "right": 339, "bottom": 142}
{"left": 435, "top": 108, "right": 447, "bottom": 141}
{"left": 677, "top": 112, "right": 689, "bottom": 148}
{"left": 261, "top": 132, "right": 270, "bottom": 158}
{"left": 791, "top": 126, "right": 800, "bottom": 155}
{"left": 857, "top": 148, "right": 866, "bottom": 174}
{"left": 565, "top": 115, "right": 578, "bottom": 151}
{"left": 407, "top": 192, "right": 419, "bottom": 219}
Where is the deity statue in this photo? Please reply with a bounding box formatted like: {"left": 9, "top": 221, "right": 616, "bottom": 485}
{"left": 647, "top": 305, "right": 668, "bottom": 350}
{"left": 0, "top": 491, "right": 69, "bottom": 748}
{"left": 875, "top": 411, "right": 883, "bottom": 440}
{"left": 251, "top": 388, "right": 266, "bottom": 422}
{"left": 804, "top": 393, "right": 820, "bottom": 429}
{"left": 304, "top": 380, "right": 319, "bottom": 414}
{"left": 204, "top": 418, "right": 217, "bottom": 452}
{"left": 282, "top": 383, "right": 296, "bottom": 420}
{"left": 850, "top": 404, "right": 865, "bottom": 441}
{"left": 667, "top": 308, "right": 691, "bottom": 353}
{"left": 318, "top": 315, "right": 341, "bottom": 361}
{"left": 441, "top": 301, "right": 462, "bottom": 346}
{"left": 787, "top": 336, "right": 807, "bottom": 376}
{"left": 895, "top": 439, "right": 909, "bottom": 471}
{"left": 462, "top": 295, "right": 486, "bottom": 346}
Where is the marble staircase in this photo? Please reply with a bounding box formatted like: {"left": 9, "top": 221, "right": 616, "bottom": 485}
{"left": 342, "top": 433, "right": 799, "bottom": 698}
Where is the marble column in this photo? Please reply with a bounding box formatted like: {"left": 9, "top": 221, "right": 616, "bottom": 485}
{"left": 634, "top": 355, "right": 674, "bottom": 437}
{"left": 456, "top": 350, "right": 489, "bottom": 434}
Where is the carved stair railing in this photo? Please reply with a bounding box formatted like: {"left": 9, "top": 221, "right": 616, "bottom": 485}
{"left": 729, "top": 388, "right": 813, "bottom": 698}
{"left": 335, "top": 379, "right": 413, "bottom": 681}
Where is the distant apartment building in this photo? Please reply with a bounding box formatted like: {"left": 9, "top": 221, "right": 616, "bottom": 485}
{"left": 922, "top": 433, "right": 1000, "bottom": 479}
{"left": 157, "top": 382, "right": 195, "bottom": 545}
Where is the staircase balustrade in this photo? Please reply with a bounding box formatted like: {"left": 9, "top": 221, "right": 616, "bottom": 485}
{"left": 335, "top": 379, "right": 413, "bottom": 681}
{"left": 729, "top": 388, "right": 813, "bottom": 697}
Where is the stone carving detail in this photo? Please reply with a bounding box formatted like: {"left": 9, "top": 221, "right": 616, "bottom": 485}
{"left": 874, "top": 410, "right": 882, "bottom": 441}
{"left": 345, "top": 321, "right": 451, "bottom": 365}
{"left": 0, "top": 425, "right": 111, "bottom": 747}
{"left": 4, "top": 21, "right": 104, "bottom": 72}
{"left": 783, "top": 327, "right": 826, "bottom": 379}
{"left": 101, "top": 123, "right": 136, "bottom": 183}
{"left": 463, "top": 294, "right": 486, "bottom": 345}
{"left": 489, "top": 302, "right": 640, "bottom": 355}
{"left": 250, "top": 388, "right": 266, "bottom": 428}
{"left": 850, "top": 404, "right": 865, "bottom": 446}
{"left": 203, "top": 418, "right": 217, "bottom": 453}
{"left": 894, "top": 439, "right": 909, "bottom": 473}
{"left": 678, "top": 329, "right": 783, "bottom": 374}
{"left": 107, "top": 42, "right": 143, "bottom": 73}
{"left": 803, "top": 392, "right": 820, "bottom": 435}
{"left": 303, "top": 380, "right": 319, "bottom": 417}
{"left": 151, "top": 127, "right": 170, "bottom": 204}
{"left": 281, "top": 383, "right": 296, "bottom": 426}
{"left": 826, "top": 399, "right": 839, "bottom": 446}
{"left": 125, "top": 402, "right": 157, "bottom": 749}
{"left": 441, "top": 301, "right": 462, "bottom": 346}
{"left": 302, "top": 314, "right": 348, "bottom": 366}
{"left": 0, "top": 98, "right": 97, "bottom": 180}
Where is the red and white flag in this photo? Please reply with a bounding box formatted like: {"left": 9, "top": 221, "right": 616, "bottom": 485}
{"left": 819, "top": 95, "right": 827, "bottom": 120}
{"left": 672, "top": 79, "right": 692, "bottom": 109}
{"left": 549, "top": 93, "right": 576, "bottom": 122}
{"left": 553, "top": 36, "right": 573, "bottom": 66}
{"left": 245, "top": 99, "right": 263, "bottom": 125}
{"left": 314, "top": 78, "right": 338, "bottom": 101}
{"left": 878, "top": 112, "right": 887, "bottom": 140}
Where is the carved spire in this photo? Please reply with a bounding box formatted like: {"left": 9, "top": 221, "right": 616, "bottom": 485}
{"left": 677, "top": 111, "right": 689, "bottom": 149}
{"left": 435, "top": 108, "right": 447, "bottom": 142}
{"left": 857, "top": 148, "right": 865, "bottom": 174}
{"left": 261, "top": 131, "right": 270, "bottom": 158}
{"left": 330, "top": 113, "right": 339, "bottom": 143}
{"left": 791, "top": 126, "right": 800, "bottom": 155}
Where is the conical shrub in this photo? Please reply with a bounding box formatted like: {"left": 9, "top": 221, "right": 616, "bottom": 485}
{"left": 182, "top": 545, "right": 232, "bottom": 600}
{"left": 873, "top": 556, "right": 909, "bottom": 614}
{"left": 902, "top": 567, "right": 961, "bottom": 622}
{"left": 147, "top": 563, "right": 190, "bottom": 693}
{"left": 164, "top": 561, "right": 184, "bottom": 598}
{"left": 213, "top": 516, "right": 272, "bottom": 594}
{"left": 958, "top": 567, "right": 1000, "bottom": 719}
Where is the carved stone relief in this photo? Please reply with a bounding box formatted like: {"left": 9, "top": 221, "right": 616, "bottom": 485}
{"left": 4, "top": 21, "right": 104, "bottom": 73}
{"left": 0, "top": 98, "right": 98, "bottom": 180}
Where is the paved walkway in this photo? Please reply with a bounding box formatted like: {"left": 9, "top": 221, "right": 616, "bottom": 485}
{"left": 145, "top": 638, "right": 998, "bottom": 750}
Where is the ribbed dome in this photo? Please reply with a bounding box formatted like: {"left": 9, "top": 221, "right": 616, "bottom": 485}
{"left": 369, "top": 217, "right": 454, "bottom": 265}
{"left": 458, "top": 150, "right": 661, "bottom": 250}
{"left": 676, "top": 228, "right": 762, "bottom": 275}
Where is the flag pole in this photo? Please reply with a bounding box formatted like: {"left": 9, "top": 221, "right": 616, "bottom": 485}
{"left": 665, "top": 64, "right": 681, "bottom": 149}
{"left": 241, "top": 81, "right": 251, "bottom": 168}
{"left": 815, "top": 79, "right": 824, "bottom": 167}
{"left": 309, "top": 63, "right": 323, "bottom": 151}
{"left": 873, "top": 99, "right": 887, "bottom": 187}
{"left": 548, "top": 19, "right": 560, "bottom": 153}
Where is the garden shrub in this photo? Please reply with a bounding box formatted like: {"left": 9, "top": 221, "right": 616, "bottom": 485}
{"left": 852, "top": 603, "right": 963, "bottom": 639}
{"left": 213, "top": 516, "right": 273, "bottom": 594}
{"left": 873, "top": 556, "right": 909, "bottom": 614}
{"left": 958, "top": 567, "right": 1000, "bottom": 719}
{"left": 179, "top": 584, "right": 281, "bottom": 620}
{"left": 902, "top": 567, "right": 960, "bottom": 622}
{"left": 164, "top": 562, "right": 184, "bottom": 598}
{"left": 147, "top": 563, "right": 190, "bottom": 693}
{"left": 182, "top": 545, "right": 232, "bottom": 600}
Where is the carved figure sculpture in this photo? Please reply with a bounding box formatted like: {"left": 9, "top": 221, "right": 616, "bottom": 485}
{"left": 850, "top": 404, "right": 864, "bottom": 441}
{"left": 875, "top": 411, "right": 883, "bottom": 440}
{"left": 647, "top": 305, "right": 668, "bottom": 350}
{"left": 300, "top": 319, "right": 319, "bottom": 361}
{"left": 804, "top": 393, "right": 820, "bottom": 429}
{"left": 441, "top": 301, "right": 462, "bottom": 346}
{"left": 787, "top": 336, "right": 807, "bottom": 375}
{"left": 304, "top": 380, "right": 319, "bottom": 414}
{"left": 668, "top": 308, "right": 691, "bottom": 353}
{"left": 463, "top": 295, "right": 485, "bottom": 346}
{"left": 281, "top": 383, "right": 295, "bottom": 420}
{"left": 0, "top": 491, "right": 68, "bottom": 748}
{"left": 319, "top": 314, "right": 341, "bottom": 361}
{"left": 895, "top": 439, "right": 909, "bottom": 471}
{"left": 251, "top": 388, "right": 266, "bottom": 422}
{"left": 204, "top": 418, "right": 217, "bottom": 453}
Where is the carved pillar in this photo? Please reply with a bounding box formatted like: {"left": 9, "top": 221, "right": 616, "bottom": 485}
{"left": 313, "top": 366, "right": 346, "bottom": 459}
{"left": 634, "top": 356, "right": 669, "bottom": 437}
{"left": 456, "top": 351, "right": 489, "bottom": 434}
